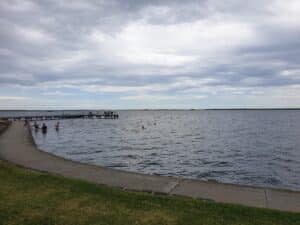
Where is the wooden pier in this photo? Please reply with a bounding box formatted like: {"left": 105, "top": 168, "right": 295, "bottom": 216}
{"left": 1, "top": 111, "right": 119, "bottom": 121}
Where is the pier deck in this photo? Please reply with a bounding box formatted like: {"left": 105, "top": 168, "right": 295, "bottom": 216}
{"left": 1, "top": 112, "right": 119, "bottom": 121}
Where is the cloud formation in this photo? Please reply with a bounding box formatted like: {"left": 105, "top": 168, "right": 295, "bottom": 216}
{"left": 1, "top": 0, "right": 300, "bottom": 109}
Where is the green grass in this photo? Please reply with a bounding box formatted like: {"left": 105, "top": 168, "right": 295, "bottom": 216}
{"left": 0, "top": 160, "right": 299, "bottom": 225}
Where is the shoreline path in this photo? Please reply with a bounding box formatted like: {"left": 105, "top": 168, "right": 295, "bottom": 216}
{"left": 0, "top": 122, "right": 299, "bottom": 212}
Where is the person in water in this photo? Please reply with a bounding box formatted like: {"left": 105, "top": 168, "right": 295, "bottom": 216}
{"left": 55, "top": 121, "right": 60, "bottom": 131}
{"left": 41, "top": 123, "right": 47, "bottom": 134}
{"left": 33, "top": 121, "right": 39, "bottom": 131}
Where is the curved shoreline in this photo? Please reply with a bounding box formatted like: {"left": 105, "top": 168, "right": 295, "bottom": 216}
{"left": 0, "top": 122, "right": 299, "bottom": 212}
{"left": 0, "top": 119, "right": 10, "bottom": 135}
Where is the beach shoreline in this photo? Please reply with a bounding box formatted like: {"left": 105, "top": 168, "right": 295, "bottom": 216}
{"left": 0, "top": 121, "right": 300, "bottom": 212}
{"left": 0, "top": 119, "right": 10, "bottom": 135}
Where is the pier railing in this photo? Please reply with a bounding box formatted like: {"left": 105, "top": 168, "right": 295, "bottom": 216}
{"left": 1, "top": 111, "right": 119, "bottom": 121}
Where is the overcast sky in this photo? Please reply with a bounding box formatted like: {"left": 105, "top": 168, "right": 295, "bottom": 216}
{"left": 1, "top": 0, "right": 300, "bottom": 109}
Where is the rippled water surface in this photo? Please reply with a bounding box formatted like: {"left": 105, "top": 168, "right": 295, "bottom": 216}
{"left": 3, "top": 110, "right": 300, "bottom": 190}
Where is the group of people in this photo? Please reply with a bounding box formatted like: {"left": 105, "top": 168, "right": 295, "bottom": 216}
{"left": 33, "top": 121, "right": 60, "bottom": 134}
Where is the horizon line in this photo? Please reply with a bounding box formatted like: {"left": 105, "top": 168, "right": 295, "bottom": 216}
{"left": 1, "top": 108, "right": 300, "bottom": 111}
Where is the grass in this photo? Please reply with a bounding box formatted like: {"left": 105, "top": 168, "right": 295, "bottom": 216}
{"left": 0, "top": 160, "right": 299, "bottom": 225}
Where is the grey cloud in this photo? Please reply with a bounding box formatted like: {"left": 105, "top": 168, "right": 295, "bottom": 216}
{"left": 1, "top": 0, "right": 300, "bottom": 98}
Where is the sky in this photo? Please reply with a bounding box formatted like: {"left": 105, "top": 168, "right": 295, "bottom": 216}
{"left": 1, "top": 0, "right": 300, "bottom": 109}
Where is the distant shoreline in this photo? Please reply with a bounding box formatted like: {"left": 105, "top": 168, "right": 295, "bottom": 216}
{"left": 1, "top": 108, "right": 300, "bottom": 112}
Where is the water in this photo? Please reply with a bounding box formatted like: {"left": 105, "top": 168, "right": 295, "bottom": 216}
{"left": 2, "top": 110, "right": 300, "bottom": 191}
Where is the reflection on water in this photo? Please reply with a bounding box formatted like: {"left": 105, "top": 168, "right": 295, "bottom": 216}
{"left": 22, "top": 110, "right": 300, "bottom": 191}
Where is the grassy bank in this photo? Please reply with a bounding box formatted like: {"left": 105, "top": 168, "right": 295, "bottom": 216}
{"left": 0, "top": 160, "right": 299, "bottom": 225}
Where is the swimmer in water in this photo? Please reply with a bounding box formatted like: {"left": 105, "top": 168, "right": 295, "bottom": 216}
{"left": 41, "top": 123, "right": 47, "bottom": 134}
{"left": 55, "top": 121, "right": 60, "bottom": 131}
{"left": 33, "top": 121, "right": 39, "bottom": 131}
